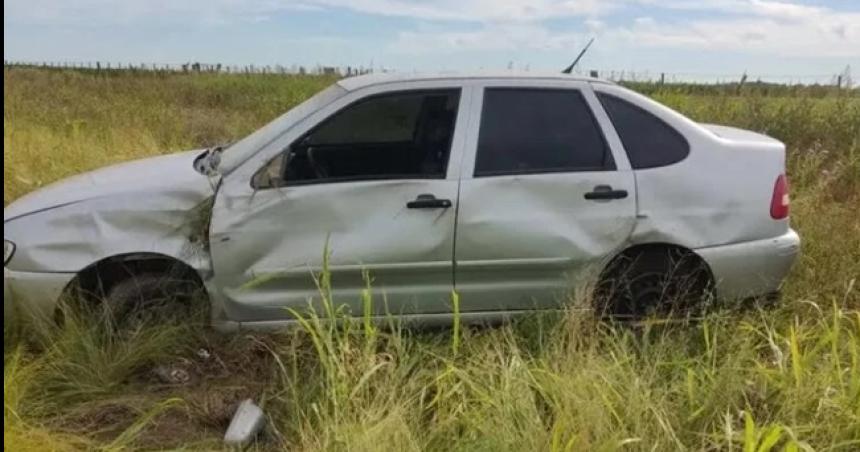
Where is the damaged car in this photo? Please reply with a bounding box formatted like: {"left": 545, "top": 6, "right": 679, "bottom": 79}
{"left": 4, "top": 72, "right": 800, "bottom": 329}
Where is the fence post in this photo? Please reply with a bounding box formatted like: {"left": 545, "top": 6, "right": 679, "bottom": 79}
{"left": 736, "top": 72, "right": 748, "bottom": 95}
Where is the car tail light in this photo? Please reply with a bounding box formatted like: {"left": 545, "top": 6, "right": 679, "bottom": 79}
{"left": 770, "top": 174, "right": 790, "bottom": 219}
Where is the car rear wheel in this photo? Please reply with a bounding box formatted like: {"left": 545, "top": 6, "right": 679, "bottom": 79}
{"left": 597, "top": 247, "right": 713, "bottom": 320}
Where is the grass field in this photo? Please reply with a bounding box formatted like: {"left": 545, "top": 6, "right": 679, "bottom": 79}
{"left": 4, "top": 67, "right": 860, "bottom": 451}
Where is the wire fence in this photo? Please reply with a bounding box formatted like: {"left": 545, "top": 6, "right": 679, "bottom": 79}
{"left": 3, "top": 60, "right": 374, "bottom": 77}
{"left": 583, "top": 69, "right": 851, "bottom": 87}
{"left": 3, "top": 60, "right": 854, "bottom": 88}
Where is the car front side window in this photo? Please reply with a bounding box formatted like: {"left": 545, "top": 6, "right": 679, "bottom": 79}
{"left": 253, "top": 88, "right": 461, "bottom": 188}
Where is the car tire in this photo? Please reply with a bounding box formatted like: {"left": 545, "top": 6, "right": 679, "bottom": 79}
{"left": 597, "top": 248, "right": 712, "bottom": 320}
{"left": 101, "top": 272, "right": 205, "bottom": 330}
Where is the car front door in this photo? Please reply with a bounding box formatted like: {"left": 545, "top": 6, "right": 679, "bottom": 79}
{"left": 454, "top": 81, "right": 637, "bottom": 312}
{"left": 209, "top": 84, "right": 470, "bottom": 323}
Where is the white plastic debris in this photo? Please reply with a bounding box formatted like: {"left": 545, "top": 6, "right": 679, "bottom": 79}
{"left": 224, "top": 399, "right": 265, "bottom": 446}
{"left": 153, "top": 365, "right": 191, "bottom": 385}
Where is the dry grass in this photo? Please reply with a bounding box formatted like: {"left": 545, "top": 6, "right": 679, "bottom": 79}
{"left": 4, "top": 67, "right": 859, "bottom": 451}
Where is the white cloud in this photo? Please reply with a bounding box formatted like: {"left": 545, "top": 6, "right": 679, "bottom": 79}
{"left": 314, "top": 0, "right": 613, "bottom": 22}
{"left": 4, "top": 0, "right": 859, "bottom": 59}
{"left": 391, "top": 23, "right": 584, "bottom": 53}
{"left": 3, "top": 0, "right": 315, "bottom": 26}
{"left": 3, "top": 0, "right": 615, "bottom": 25}
{"left": 584, "top": 18, "right": 606, "bottom": 33}
{"left": 385, "top": 0, "right": 860, "bottom": 59}
{"left": 611, "top": 3, "right": 860, "bottom": 58}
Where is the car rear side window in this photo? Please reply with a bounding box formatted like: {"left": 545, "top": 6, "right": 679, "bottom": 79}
{"left": 597, "top": 92, "right": 689, "bottom": 169}
{"left": 474, "top": 88, "right": 613, "bottom": 177}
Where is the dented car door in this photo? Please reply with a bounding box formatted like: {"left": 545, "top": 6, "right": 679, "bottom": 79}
{"left": 454, "top": 81, "right": 638, "bottom": 311}
{"left": 209, "top": 84, "right": 471, "bottom": 322}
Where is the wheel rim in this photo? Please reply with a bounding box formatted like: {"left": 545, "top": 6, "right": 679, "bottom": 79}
{"left": 614, "top": 271, "right": 666, "bottom": 318}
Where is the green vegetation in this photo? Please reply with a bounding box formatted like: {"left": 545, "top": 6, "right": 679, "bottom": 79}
{"left": 3, "top": 67, "right": 337, "bottom": 204}
{"left": 4, "top": 67, "right": 859, "bottom": 450}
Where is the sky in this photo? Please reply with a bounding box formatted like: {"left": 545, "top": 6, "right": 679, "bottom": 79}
{"left": 4, "top": 0, "right": 860, "bottom": 82}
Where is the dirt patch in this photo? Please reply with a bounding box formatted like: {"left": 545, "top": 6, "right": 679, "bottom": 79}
{"left": 135, "top": 332, "right": 276, "bottom": 387}
{"left": 128, "top": 333, "right": 278, "bottom": 448}
{"left": 132, "top": 407, "right": 225, "bottom": 451}
{"left": 52, "top": 401, "right": 140, "bottom": 441}
{"left": 49, "top": 333, "right": 281, "bottom": 449}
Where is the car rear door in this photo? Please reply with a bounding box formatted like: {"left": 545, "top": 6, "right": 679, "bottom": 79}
{"left": 209, "top": 82, "right": 472, "bottom": 323}
{"left": 454, "top": 80, "right": 637, "bottom": 312}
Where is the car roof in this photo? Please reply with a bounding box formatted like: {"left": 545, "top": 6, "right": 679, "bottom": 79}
{"left": 336, "top": 70, "right": 613, "bottom": 92}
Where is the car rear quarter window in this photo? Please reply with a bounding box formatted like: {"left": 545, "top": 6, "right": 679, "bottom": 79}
{"left": 474, "top": 88, "right": 613, "bottom": 177}
{"left": 597, "top": 92, "right": 689, "bottom": 169}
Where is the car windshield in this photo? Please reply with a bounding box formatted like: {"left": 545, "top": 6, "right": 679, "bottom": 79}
{"left": 217, "top": 83, "right": 347, "bottom": 173}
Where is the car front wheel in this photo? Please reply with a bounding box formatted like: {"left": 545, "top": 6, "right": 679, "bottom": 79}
{"left": 101, "top": 272, "right": 204, "bottom": 329}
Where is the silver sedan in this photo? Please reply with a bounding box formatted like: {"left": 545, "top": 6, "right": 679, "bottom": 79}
{"left": 4, "top": 72, "right": 800, "bottom": 330}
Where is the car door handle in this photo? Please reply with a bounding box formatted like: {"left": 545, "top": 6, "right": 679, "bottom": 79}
{"left": 407, "top": 194, "right": 452, "bottom": 209}
{"left": 584, "top": 185, "right": 628, "bottom": 201}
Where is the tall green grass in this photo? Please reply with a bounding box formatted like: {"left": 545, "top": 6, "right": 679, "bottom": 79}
{"left": 3, "top": 68, "right": 336, "bottom": 204}
{"left": 4, "top": 68, "right": 859, "bottom": 450}
{"left": 265, "top": 287, "right": 859, "bottom": 451}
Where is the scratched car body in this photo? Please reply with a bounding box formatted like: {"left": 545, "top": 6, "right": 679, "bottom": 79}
{"left": 4, "top": 72, "right": 800, "bottom": 330}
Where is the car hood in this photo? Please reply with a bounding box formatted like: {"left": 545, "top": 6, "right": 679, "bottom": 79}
{"left": 4, "top": 150, "right": 213, "bottom": 222}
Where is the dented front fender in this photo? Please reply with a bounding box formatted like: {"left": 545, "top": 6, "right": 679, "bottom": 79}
{"left": 4, "top": 150, "right": 217, "bottom": 276}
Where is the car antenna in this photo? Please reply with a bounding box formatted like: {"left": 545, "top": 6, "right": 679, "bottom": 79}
{"left": 562, "top": 37, "right": 595, "bottom": 74}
